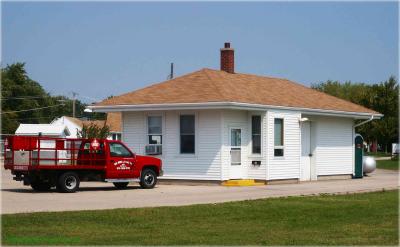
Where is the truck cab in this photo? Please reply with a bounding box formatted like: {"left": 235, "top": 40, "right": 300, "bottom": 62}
{"left": 4, "top": 136, "right": 163, "bottom": 193}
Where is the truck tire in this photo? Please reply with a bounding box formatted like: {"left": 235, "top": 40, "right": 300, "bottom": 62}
{"left": 31, "top": 181, "right": 52, "bottom": 191}
{"left": 57, "top": 172, "right": 80, "bottom": 193}
{"left": 113, "top": 182, "right": 129, "bottom": 189}
{"left": 139, "top": 168, "right": 157, "bottom": 189}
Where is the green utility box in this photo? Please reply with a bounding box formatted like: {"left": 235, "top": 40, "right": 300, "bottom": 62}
{"left": 354, "top": 135, "right": 364, "bottom": 178}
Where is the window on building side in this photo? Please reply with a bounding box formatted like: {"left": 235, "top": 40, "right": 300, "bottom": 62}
{"left": 148, "top": 116, "right": 162, "bottom": 145}
{"left": 252, "top": 115, "right": 261, "bottom": 154}
{"left": 180, "top": 115, "right": 195, "bottom": 154}
{"left": 274, "top": 118, "right": 284, "bottom": 156}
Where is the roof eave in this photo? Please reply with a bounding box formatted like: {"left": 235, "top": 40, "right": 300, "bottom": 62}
{"left": 88, "top": 102, "right": 382, "bottom": 119}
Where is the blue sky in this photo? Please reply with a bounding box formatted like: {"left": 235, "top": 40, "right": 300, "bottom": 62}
{"left": 2, "top": 1, "right": 398, "bottom": 103}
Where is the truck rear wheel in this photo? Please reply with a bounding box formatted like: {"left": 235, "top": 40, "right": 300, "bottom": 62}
{"left": 31, "top": 181, "right": 52, "bottom": 191}
{"left": 57, "top": 172, "right": 80, "bottom": 193}
{"left": 113, "top": 182, "right": 129, "bottom": 189}
{"left": 140, "top": 168, "right": 157, "bottom": 189}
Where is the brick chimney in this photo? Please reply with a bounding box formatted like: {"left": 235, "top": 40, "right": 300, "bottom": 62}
{"left": 220, "top": 42, "right": 234, "bottom": 73}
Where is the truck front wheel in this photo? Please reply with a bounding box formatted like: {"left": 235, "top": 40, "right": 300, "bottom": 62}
{"left": 113, "top": 182, "right": 129, "bottom": 189}
{"left": 31, "top": 181, "right": 52, "bottom": 191}
{"left": 140, "top": 168, "right": 157, "bottom": 189}
{"left": 57, "top": 172, "right": 80, "bottom": 193}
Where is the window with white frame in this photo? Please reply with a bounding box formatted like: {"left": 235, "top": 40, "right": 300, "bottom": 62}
{"left": 251, "top": 115, "right": 261, "bottom": 154}
{"left": 112, "top": 133, "right": 122, "bottom": 141}
{"left": 274, "top": 118, "right": 284, "bottom": 156}
{"left": 147, "top": 116, "right": 162, "bottom": 145}
{"left": 180, "top": 115, "right": 195, "bottom": 154}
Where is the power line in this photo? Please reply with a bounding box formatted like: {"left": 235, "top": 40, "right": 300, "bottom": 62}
{"left": 5, "top": 116, "right": 59, "bottom": 121}
{"left": 1, "top": 96, "right": 54, "bottom": 100}
{"left": 1, "top": 104, "right": 65, "bottom": 114}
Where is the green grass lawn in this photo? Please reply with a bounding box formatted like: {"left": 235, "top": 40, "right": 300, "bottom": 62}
{"left": 366, "top": 151, "right": 391, "bottom": 157}
{"left": 2, "top": 190, "right": 398, "bottom": 246}
{"left": 377, "top": 159, "right": 399, "bottom": 170}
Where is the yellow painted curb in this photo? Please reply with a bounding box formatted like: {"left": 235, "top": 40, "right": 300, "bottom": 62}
{"left": 221, "top": 179, "right": 265, "bottom": 186}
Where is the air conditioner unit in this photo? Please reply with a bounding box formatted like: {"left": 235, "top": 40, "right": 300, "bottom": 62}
{"left": 145, "top": 145, "right": 162, "bottom": 155}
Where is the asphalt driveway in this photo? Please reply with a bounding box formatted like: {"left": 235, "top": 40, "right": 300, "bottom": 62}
{"left": 1, "top": 168, "right": 398, "bottom": 214}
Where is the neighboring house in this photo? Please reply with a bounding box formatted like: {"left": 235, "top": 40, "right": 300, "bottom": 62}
{"left": 51, "top": 113, "right": 122, "bottom": 140}
{"left": 88, "top": 43, "right": 382, "bottom": 182}
{"left": 15, "top": 124, "right": 70, "bottom": 138}
{"left": 51, "top": 116, "right": 82, "bottom": 138}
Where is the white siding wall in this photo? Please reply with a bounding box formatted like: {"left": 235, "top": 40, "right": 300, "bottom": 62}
{"left": 122, "top": 110, "right": 222, "bottom": 180}
{"left": 314, "top": 117, "right": 354, "bottom": 176}
{"left": 267, "top": 110, "right": 301, "bottom": 180}
{"left": 122, "top": 108, "right": 354, "bottom": 182}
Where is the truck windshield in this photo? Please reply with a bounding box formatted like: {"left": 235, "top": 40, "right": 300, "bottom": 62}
{"left": 109, "top": 143, "right": 132, "bottom": 157}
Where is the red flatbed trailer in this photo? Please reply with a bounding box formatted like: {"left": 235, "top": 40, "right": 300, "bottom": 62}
{"left": 4, "top": 136, "right": 163, "bottom": 192}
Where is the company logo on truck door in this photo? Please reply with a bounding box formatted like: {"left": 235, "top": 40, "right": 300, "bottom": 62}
{"left": 113, "top": 160, "right": 133, "bottom": 170}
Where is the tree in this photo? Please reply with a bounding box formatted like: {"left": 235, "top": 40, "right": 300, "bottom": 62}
{"left": 1, "top": 63, "right": 88, "bottom": 134}
{"left": 369, "top": 76, "right": 399, "bottom": 152}
{"left": 77, "top": 123, "right": 110, "bottom": 139}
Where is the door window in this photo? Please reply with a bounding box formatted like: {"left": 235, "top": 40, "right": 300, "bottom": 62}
{"left": 231, "top": 129, "right": 241, "bottom": 166}
{"left": 109, "top": 143, "right": 132, "bottom": 157}
{"left": 231, "top": 129, "right": 241, "bottom": 147}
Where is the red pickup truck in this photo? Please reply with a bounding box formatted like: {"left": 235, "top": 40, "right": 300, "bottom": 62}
{"left": 3, "top": 136, "right": 163, "bottom": 193}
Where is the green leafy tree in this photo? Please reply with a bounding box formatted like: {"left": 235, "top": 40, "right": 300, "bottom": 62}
{"left": 1, "top": 63, "right": 90, "bottom": 134}
{"left": 77, "top": 123, "right": 110, "bottom": 139}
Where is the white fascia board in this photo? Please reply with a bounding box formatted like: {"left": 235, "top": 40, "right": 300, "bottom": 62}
{"left": 87, "top": 102, "right": 382, "bottom": 119}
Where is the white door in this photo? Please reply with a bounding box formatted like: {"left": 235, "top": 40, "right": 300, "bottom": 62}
{"left": 301, "top": 122, "right": 311, "bottom": 181}
{"left": 230, "top": 128, "right": 242, "bottom": 179}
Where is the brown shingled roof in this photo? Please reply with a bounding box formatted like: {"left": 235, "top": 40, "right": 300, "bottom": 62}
{"left": 65, "top": 114, "right": 121, "bottom": 133}
{"left": 97, "top": 68, "right": 378, "bottom": 115}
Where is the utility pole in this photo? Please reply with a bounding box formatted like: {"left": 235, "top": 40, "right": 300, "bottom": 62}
{"left": 72, "top": 92, "right": 78, "bottom": 118}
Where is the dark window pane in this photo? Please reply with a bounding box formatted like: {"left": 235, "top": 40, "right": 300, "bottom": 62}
{"left": 274, "top": 148, "right": 284, "bottom": 157}
{"left": 180, "top": 115, "right": 195, "bottom": 134}
{"left": 252, "top": 135, "right": 261, "bottom": 154}
{"left": 252, "top": 116, "right": 261, "bottom": 135}
{"left": 149, "top": 135, "right": 162, "bottom": 144}
{"left": 180, "top": 135, "right": 195, "bottom": 154}
{"left": 252, "top": 115, "right": 261, "bottom": 154}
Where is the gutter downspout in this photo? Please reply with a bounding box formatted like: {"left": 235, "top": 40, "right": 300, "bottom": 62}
{"left": 352, "top": 115, "right": 374, "bottom": 176}
{"left": 354, "top": 115, "right": 374, "bottom": 128}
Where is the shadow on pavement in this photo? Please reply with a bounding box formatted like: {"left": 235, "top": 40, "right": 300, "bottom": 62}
{"left": 2, "top": 185, "right": 141, "bottom": 193}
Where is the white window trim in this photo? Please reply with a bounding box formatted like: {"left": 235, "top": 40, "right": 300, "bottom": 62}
{"left": 144, "top": 113, "right": 165, "bottom": 157}
{"left": 177, "top": 112, "right": 198, "bottom": 157}
{"left": 146, "top": 115, "right": 163, "bottom": 145}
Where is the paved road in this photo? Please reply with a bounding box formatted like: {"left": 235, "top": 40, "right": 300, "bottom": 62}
{"left": 1, "top": 168, "right": 398, "bottom": 214}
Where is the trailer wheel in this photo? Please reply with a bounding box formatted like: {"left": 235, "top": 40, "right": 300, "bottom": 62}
{"left": 31, "top": 182, "right": 52, "bottom": 191}
{"left": 113, "top": 182, "right": 129, "bottom": 189}
{"left": 57, "top": 172, "right": 80, "bottom": 193}
{"left": 140, "top": 168, "right": 157, "bottom": 189}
